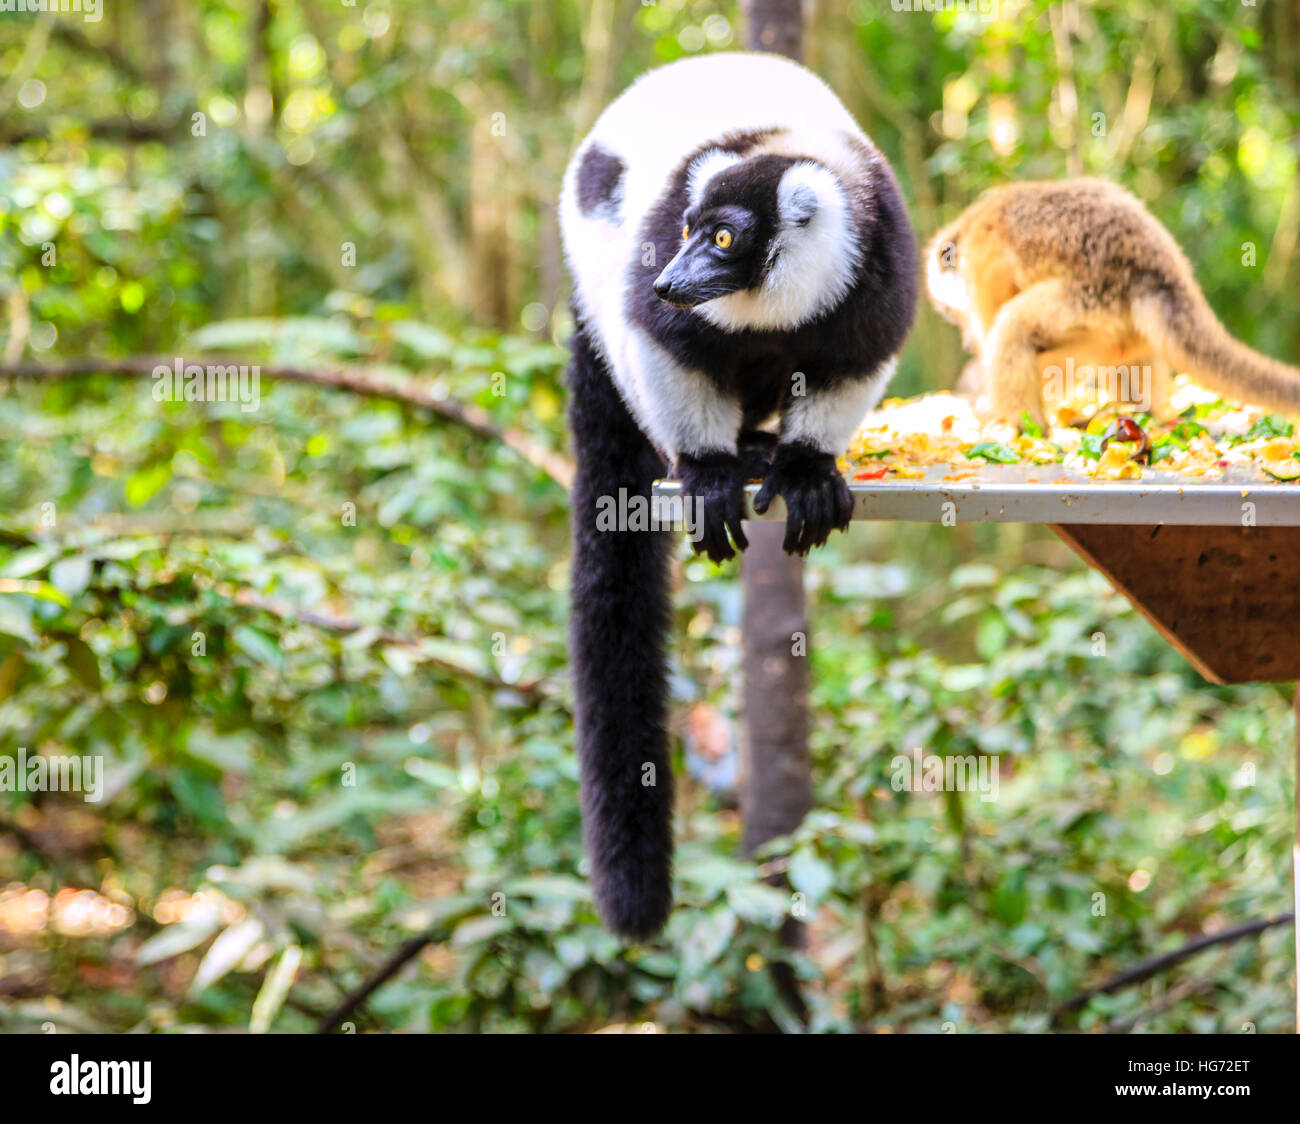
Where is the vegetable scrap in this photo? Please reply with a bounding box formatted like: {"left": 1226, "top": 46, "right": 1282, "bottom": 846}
{"left": 841, "top": 378, "right": 1300, "bottom": 483}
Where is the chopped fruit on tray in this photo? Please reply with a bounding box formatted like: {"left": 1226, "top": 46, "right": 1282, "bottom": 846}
{"left": 841, "top": 377, "right": 1300, "bottom": 483}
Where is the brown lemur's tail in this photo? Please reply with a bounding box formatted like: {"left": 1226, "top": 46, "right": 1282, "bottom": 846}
{"left": 1132, "top": 283, "right": 1300, "bottom": 416}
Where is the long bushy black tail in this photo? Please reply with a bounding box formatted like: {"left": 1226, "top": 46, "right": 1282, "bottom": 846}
{"left": 566, "top": 320, "right": 674, "bottom": 939}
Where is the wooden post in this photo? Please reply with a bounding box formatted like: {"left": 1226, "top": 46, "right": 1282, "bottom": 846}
{"left": 1051, "top": 524, "right": 1300, "bottom": 683}
{"left": 738, "top": 0, "right": 811, "bottom": 859}
{"left": 741, "top": 0, "right": 803, "bottom": 59}
{"left": 740, "top": 527, "right": 811, "bottom": 855}
{"left": 1294, "top": 684, "right": 1299, "bottom": 1033}
{"left": 739, "top": 0, "right": 812, "bottom": 1023}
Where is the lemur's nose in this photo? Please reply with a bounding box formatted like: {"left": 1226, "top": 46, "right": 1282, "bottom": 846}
{"left": 653, "top": 277, "right": 673, "bottom": 299}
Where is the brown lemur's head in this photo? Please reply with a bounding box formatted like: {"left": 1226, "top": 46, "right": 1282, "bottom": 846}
{"left": 924, "top": 228, "right": 966, "bottom": 327}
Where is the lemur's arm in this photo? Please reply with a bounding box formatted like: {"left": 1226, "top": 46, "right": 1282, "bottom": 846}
{"left": 755, "top": 367, "right": 892, "bottom": 555}
{"left": 622, "top": 330, "right": 748, "bottom": 563}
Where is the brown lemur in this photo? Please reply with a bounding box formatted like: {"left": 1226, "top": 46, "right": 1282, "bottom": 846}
{"left": 925, "top": 177, "right": 1300, "bottom": 428}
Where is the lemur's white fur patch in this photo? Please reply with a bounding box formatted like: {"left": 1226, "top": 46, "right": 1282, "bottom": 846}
{"left": 925, "top": 241, "right": 970, "bottom": 318}
{"left": 697, "top": 160, "right": 861, "bottom": 332}
{"left": 925, "top": 240, "right": 985, "bottom": 352}
{"left": 687, "top": 149, "right": 743, "bottom": 207}
{"left": 628, "top": 332, "right": 742, "bottom": 460}
{"left": 782, "top": 357, "right": 896, "bottom": 453}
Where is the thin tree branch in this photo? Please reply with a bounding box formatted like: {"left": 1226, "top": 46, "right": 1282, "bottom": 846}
{"left": 1, "top": 120, "right": 184, "bottom": 145}
{"left": 0, "top": 357, "right": 574, "bottom": 489}
{"left": 50, "top": 22, "right": 146, "bottom": 84}
{"left": 1103, "top": 978, "right": 1214, "bottom": 1034}
{"left": 315, "top": 928, "right": 438, "bottom": 1034}
{"left": 1054, "top": 912, "right": 1295, "bottom": 1021}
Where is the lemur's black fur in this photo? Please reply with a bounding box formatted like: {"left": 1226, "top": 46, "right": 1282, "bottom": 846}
{"left": 567, "top": 321, "right": 674, "bottom": 939}
{"left": 575, "top": 144, "right": 625, "bottom": 217}
{"left": 567, "top": 321, "right": 792, "bottom": 938}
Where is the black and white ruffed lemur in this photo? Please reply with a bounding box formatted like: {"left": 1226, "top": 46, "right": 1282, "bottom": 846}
{"left": 559, "top": 52, "right": 918, "bottom": 938}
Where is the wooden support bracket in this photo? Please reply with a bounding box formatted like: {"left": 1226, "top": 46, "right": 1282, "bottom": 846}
{"left": 1052, "top": 523, "right": 1300, "bottom": 685}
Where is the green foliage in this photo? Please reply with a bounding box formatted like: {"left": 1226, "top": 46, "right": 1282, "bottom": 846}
{"left": 1235, "top": 414, "right": 1295, "bottom": 443}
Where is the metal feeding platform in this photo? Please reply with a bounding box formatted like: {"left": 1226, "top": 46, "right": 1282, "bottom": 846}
{"left": 657, "top": 462, "right": 1300, "bottom": 528}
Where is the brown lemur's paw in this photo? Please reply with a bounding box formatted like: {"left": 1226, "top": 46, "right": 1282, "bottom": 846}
{"left": 676, "top": 450, "right": 749, "bottom": 564}
{"left": 974, "top": 392, "right": 1047, "bottom": 434}
{"left": 753, "top": 442, "right": 854, "bottom": 557}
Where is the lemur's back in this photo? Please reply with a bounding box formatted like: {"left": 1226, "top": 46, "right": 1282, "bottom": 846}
{"left": 562, "top": 51, "right": 863, "bottom": 245}
{"left": 961, "top": 178, "right": 1198, "bottom": 298}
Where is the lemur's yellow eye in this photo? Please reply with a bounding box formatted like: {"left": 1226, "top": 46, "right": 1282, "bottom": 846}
{"left": 681, "top": 225, "right": 690, "bottom": 241}
{"left": 714, "top": 228, "right": 733, "bottom": 249}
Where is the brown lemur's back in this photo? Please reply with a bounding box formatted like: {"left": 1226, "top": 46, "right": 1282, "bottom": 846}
{"left": 928, "top": 177, "right": 1300, "bottom": 423}
{"left": 962, "top": 178, "right": 1193, "bottom": 294}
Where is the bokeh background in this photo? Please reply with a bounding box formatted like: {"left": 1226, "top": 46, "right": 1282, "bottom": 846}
{"left": 0, "top": 0, "right": 1296, "bottom": 1033}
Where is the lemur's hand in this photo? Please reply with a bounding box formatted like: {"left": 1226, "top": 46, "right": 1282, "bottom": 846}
{"left": 753, "top": 442, "right": 853, "bottom": 556}
{"left": 677, "top": 451, "right": 749, "bottom": 564}
{"left": 737, "top": 429, "right": 779, "bottom": 480}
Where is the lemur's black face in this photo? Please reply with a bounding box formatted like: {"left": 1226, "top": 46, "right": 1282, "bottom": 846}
{"left": 652, "top": 155, "right": 792, "bottom": 308}
{"left": 653, "top": 204, "right": 758, "bottom": 308}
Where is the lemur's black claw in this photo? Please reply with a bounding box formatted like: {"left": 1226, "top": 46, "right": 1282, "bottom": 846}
{"left": 756, "top": 443, "right": 852, "bottom": 557}
{"left": 678, "top": 450, "right": 749, "bottom": 564}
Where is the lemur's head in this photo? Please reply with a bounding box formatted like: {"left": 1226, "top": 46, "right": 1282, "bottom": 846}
{"left": 924, "top": 229, "right": 983, "bottom": 353}
{"left": 924, "top": 229, "right": 966, "bottom": 325}
{"left": 653, "top": 150, "right": 860, "bottom": 331}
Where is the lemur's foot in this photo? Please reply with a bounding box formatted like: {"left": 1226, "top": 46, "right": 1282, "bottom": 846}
{"left": 753, "top": 443, "right": 853, "bottom": 556}
{"left": 677, "top": 451, "right": 749, "bottom": 564}
{"left": 737, "top": 429, "right": 779, "bottom": 480}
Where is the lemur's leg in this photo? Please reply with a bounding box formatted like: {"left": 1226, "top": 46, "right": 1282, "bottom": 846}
{"left": 755, "top": 364, "right": 893, "bottom": 556}
{"left": 622, "top": 331, "right": 746, "bottom": 563}
{"left": 1141, "top": 357, "right": 1174, "bottom": 419}
{"left": 1091, "top": 349, "right": 1171, "bottom": 418}
{"left": 954, "top": 357, "right": 985, "bottom": 399}
{"left": 983, "top": 280, "right": 1075, "bottom": 430}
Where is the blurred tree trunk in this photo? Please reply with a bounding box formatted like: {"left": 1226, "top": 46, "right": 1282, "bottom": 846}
{"left": 740, "top": 536, "right": 810, "bottom": 858}
{"left": 742, "top": 0, "right": 804, "bottom": 59}
{"left": 468, "top": 113, "right": 515, "bottom": 332}
{"left": 740, "top": 0, "right": 812, "bottom": 1025}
